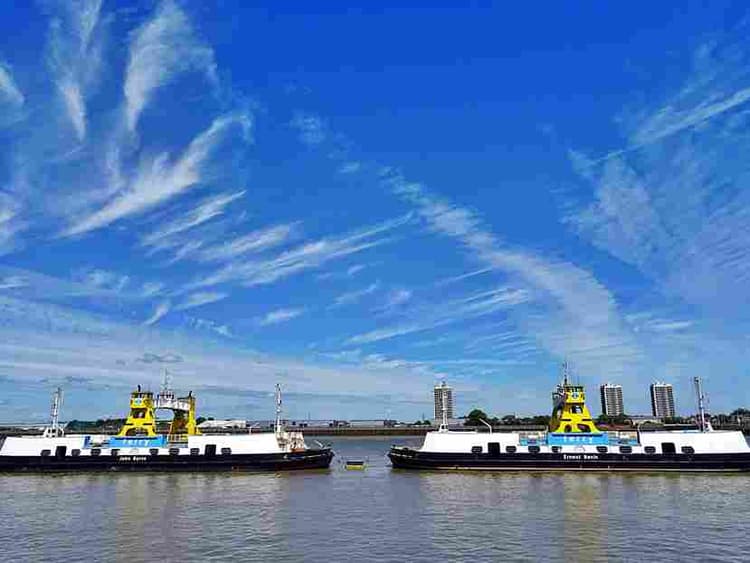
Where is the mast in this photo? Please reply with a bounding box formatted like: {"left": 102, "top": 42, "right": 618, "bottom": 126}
{"left": 440, "top": 385, "right": 448, "bottom": 431}
{"left": 161, "top": 368, "right": 172, "bottom": 396}
{"left": 275, "top": 383, "right": 283, "bottom": 438}
{"left": 694, "top": 377, "right": 712, "bottom": 432}
{"left": 43, "top": 387, "right": 64, "bottom": 438}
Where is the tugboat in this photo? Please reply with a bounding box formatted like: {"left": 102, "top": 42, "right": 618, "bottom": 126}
{"left": 389, "top": 368, "right": 750, "bottom": 472}
{"left": 0, "top": 381, "right": 333, "bottom": 473}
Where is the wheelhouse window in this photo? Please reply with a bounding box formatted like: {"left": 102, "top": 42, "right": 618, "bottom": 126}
{"left": 644, "top": 446, "right": 656, "bottom": 454}
{"left": 528, "top": 445, "right": 541, "bottom": 454}
{"left": 577, "top": 424, "right": 591, "bottom": 432}
{"left": 681, "top": 446, "right": 695, "bottom": 454}
{"left": 506, "top": 446, "right": 517, "bottom": 453}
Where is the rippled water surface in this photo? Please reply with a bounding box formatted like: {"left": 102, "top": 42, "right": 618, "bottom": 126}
{"left": 2, "top": 436, "right": 750, "bottom": 562}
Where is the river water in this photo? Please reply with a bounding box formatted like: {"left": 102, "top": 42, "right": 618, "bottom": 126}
{"left": 2, "top": 435, "right": 749, "bottom": 562}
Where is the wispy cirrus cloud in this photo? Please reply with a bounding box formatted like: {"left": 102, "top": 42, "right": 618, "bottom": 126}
{"left": 64, "top": 112, "right": 252, "bottom": 236}
{"left": 291, "top": 112, "right": 327, "bottom": 146}
{"left": 191, "top": 214, "right": 411, "bottom": 289}
{"left": 141, "top": 190, "right": 246, "bottom": 249}
{"left": 0, "top": 275, "right": 28, "bottom": 291}
{"left": 196, "top": 222, "right": 298, "bottom": 263}
{"left": 332, "top": 281, "right": 380, "bottom": 307}
{"left": 74, "top": 268, "right": 130, "bottom": 293}
{"left": 568, "top": 41, "right": 750, "bottom": 316}
{"left": 625, "top": 43, "right": 750, "bottom": 148}
{"left": 46, "top": 0, "right": 104, "bottom": 140}
{"left": 382, "top": 288, "right": 412, "bottom": 309}
{"left": 124, "top": 0, "right": 217, "bottom": 133}
{"left": 348, "top": 286, "right": 530, "bottom": 345}
{"left": 257, "top": 307, "right": 305, "bottom": 326}
{"left": 382, "top": 171, "right": 641, "bottom": 372}
{"left": 175, "top": 291, "right": 227, "bottom": 311}
{"left": 143, "top": 300, "right": 171, "bottom": 326}
{"left": 0, "top": 194, "right": 24, "bottom": 255}
{"left": 0, "top": 61, "right": 24, "bottom": 107}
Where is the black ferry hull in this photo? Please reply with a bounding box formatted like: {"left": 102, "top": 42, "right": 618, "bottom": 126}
{"left": 0, "top": 448, "right": 334, "bottom": 473}
{"left": 388, "top": 447, "right": 750, "bottom": 472}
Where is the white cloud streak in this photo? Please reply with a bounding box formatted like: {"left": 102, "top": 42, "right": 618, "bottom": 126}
{"left": 383, "top": 172, "right": 641, "bottom": 371}
{"left": 124, "top": 0, "right": 217, "bottom": 133}
{"left": 0, "top": 61, "right": 24, "bottom": 107}
{"left": 0, "top": 275, "right": 28, "bottom": 290}
{"left": 46, "top": 0, "right": 104, "bottom": 140}
{"left": 291, "top": 112, "right": 326, "bottom": 146}
{"left": 0, "top": 193, "right": 24, "bottom": 255}
{"left": 332, "top": 282, "right": 380, "bottom": 307}
{"left": 348, "top": 286, "right": 530, "bottom": 345}
{"left": 569, "top": 42, "right": 750, "bottom": 316}
{"left": 143, "top": 300, "right": 171, "bottom": 326}
{"left": 196, "top": 222, "right": 298, "bottom": 263}
{"left": 141, "top": 190, "right": 246, "bottom": 248}
{"left": 175, "top": 291, "right": 227, "bottom": 311}
{"left": 191, "top": 214, "right": 411, "bottom": 289}
{"left": 64, "top": 112, "right": 251, "bottom": 236}
{"left": 257, "top": 307, "right": 305, "bottom": 326}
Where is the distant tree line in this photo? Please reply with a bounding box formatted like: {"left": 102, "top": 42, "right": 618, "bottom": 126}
{"left": 464, "top": 409, "right": 550, "bottom": 427}
{"left": 65, "top": 418, "right": 126, "bottom": 433}
{"left": 462, "top": 408, "right": 750, "bottom": 429}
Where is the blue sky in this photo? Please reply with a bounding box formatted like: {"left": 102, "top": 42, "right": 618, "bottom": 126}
{"left": 1, "top": 1, "right": 750, "bottom": 422}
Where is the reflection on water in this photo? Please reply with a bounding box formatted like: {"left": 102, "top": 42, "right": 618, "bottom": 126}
{"left": 2, "top": 436, "right": 749, "bottom": 562}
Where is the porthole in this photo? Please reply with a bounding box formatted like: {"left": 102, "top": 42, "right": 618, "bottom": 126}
{"left": 681, "top": 446, "right": 695, "bottom": 455}
{"left": 40, "top": 449, "right": 51, "bottom": 457}
{"left": 528, "top": 445, "right": 540, "bottom": 454}
{"left": 149, "top": 448, "right": 159, "bottom": 456}
{"left": 71, "top": 449, "right": 81, "bottom": 457}
{"left": 471, "top": 446, "right": 483, "bottom": 454}
{"left": 644, "top": 446, "right": 656, "bottom": 454}
{"left": 91, "top": 448, "right": 101, "bottom": 457}
{"left": 221, "top": 447, "right": 232, "bottom": 455}
{"left": 190, "top": 448, "right": 200, "bottom": 456}
{"left": 169, "top": 448, "right": 180, "bottom": 456}
{"left": 619, "top": 446, "right": 632, "bottom": 454}
{"left": 505, "top": 446, "right": 517, "bottom": 453}
{"left": 596, "top": 446, "right": 608, "bottom": 454}
{"left": 111, "top": 449, "right": 120, "bottom": 457}
{"left": 551, "top": 446, "right": 561, "bottom": 453}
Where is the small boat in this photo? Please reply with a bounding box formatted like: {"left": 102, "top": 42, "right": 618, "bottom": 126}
{"left": 0, "top": 382, "right": 333, "bottom": 473}
{"left": 344, "top": 459, "right": 366, "bottom": 470}
{"left": 390, "top": 368, "right": 750, "bottom": 473}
